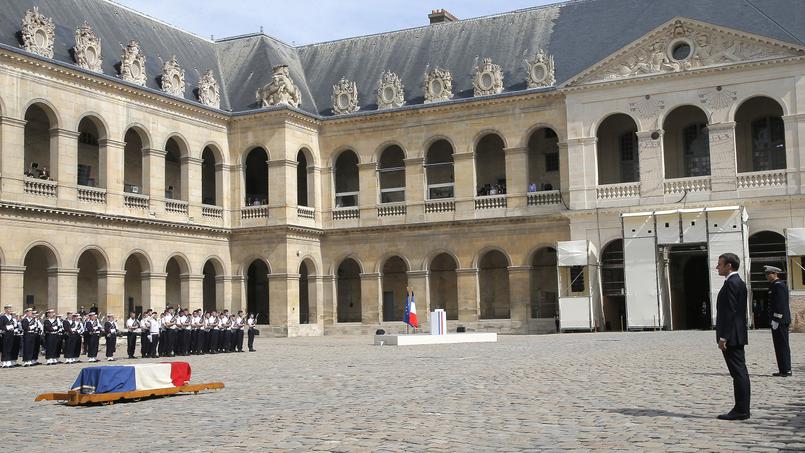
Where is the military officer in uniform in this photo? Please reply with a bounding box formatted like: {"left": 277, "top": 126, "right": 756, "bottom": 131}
{"left": 85, "top": 312, "right": 102, "bottom": 362}
{"left": 715, "top": 253, "right": 751, "bottom": 420}
{"left": 1, "top": 305, "right": 16, "bottom": 368}
{"left": 125, "top": 312, "right": 140, "bottom": 359}
{"left": 246, "top": 313, "right": 257, "bottom": 352}
{"left": 765, "top": 266, "right": 792, "bottom": 377}
{"left": 104, "top": 313, "right": 119, "bottom": 361}
{"left": 43, "top": 309, "right": 61, "bottom": 365}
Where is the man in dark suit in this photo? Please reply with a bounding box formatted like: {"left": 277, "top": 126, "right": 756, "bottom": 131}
{"left": 715, "top": 253, "right": 750, "bottom": 420}
{"left": 765, "top": 265, "right": 792, "bottom": 377}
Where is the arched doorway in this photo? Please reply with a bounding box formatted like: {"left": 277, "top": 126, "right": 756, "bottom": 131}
{"left": 336, "top": 258, "right": 361, "bottom": 322}
{"left": 24, "top": 104, "right": 56, "bottom": 180}
{"left": 748, "top": 231, "right": 787, "bottom": 328}
{"left": 527, "top": 128, "right": 560, "bottom": 192}
{"left": 246, "top": 259, "right": 269, "bottom": 323}
{"left": 299, "top": 259, "right": 317, "bottom": 324}
{"left": 479, "top": 250, "right": 510, "bottom": 319}
{"left": 124, "top": 253, "right": 149, "bottom": 314}
{"left": 165, "top": 256, "right": 188, "bottom": 310}
{"left": 201, "top": 146, "right": 219, "bottom": 206}
{"left": 378, "top": 146, "right": 405, "bottom": 203}
{"left": 123, "top": 128, "right": 147, "bottom": 194}
{"left": 600, "top": 241, "right": 626, "bottom": 331}
{"left": 164, "top": 137, "right": 185, "bottom": 200}
{"left": 425, "top": 140, "right": 454, "bottom": 199}
{"left": 77, "top": 117, "right": 105, "bottom": 188}
{"left": 297, "top": 149, "right": 310, "bottom": 207}
{"left": 663, "top": 106, "right": 710, "bottom": 179}
{"left": 735, "top": 97, "right": 786, "bottom": 173}
{"left": 475, "top": 134, "right": 506, "bottom": 196}
{"left": 429, "top": 253, "right": 458, "bottom": 320}
{"left": 22, "top": 245, "right": 58, "bottom": 311}
{"left": 667, "top": 244, "right": 710, "bottom": 330}
{"left": 334, "top": 150, "right": 359, "bottom": 208}
{"left": 244, "top": 148, "right": 268, "bottom": 206}
{"left": 530, "top": 247, "right": 558, "bottom": 319}
{"left": 381, "top": 256, "right": 408, "bottom": 322}
{"left": 202, "top": 260, "right": 220, "bottom": 312}
{"left": 596, "top": 115, "right": 639, "bottom": 185}
{"left": 77, "top": 249, "right": 107, "bottom": 315}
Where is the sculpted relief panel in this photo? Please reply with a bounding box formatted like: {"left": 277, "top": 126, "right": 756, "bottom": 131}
{"left": 161, "top": 56, "right": 185, "bottom": 97}
{"left": 473, "top": 58, "right": 504, "bottom": 97}
{"left": 74, "top": 22, "right": 102, "bottom": 73}
{"left": 21, "top": 7, "right": 55, "bottom": 59}
{"left": 257, "top": 65, "right": 302, "bottom": 108}
{"left": 197, "top": 69, "right": 221, "bottom": 109}
{"left": 377, "top": 71, "right": 405, "bottom": 110}
{"left": 331, "top": 77, "right": 359, "bottom": 115}
{"left": 423, "top": 67, "right": 453, "bottom": 104}
{"left": 524, "top": 49, "right": 555, "bottom": 88}
{"left": 120, "top": 40, "right": 147, "bottom": 86}
{"left": 579, "top": 19, "right": 803, "bottom": 84}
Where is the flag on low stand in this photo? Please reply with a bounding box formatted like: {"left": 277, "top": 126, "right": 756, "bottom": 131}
{"left": 403, "top": 291, "right": 419, "bottom": 329}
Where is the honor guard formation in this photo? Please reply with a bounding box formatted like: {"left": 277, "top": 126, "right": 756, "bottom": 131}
{"left": 1, "top": 305, "right": 259, "bottom": 368}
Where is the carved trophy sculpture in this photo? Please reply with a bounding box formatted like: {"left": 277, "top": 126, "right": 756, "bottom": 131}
{"left": 161, "top": 56, "right": 185, "bottom": 97}
{"left": 197, "top": 69, "right": 221, "bottom": 108}
{"left": 120, "top": 40, "right": 147, "bottom": 86}
{"left": 473, "top": 58, "right": 504, "bottom": 97}
{"left": 21, "top": 7, "right": 55, "bottom": 59}
{"left": 423, "top": 67, "right": 453, "bottom": 104}
{"left": 524, "top": 49, "right": 555, "bottom": 88}
{"left": 376, "top": 71, "right": 405, "bottom": 110}
{"left": 256, "top": 65, "right": 302, "bottom": 108}
{"left": 73, "top": 21, "right": 102, "bottom": 73}
{"left": 331, "top": 77, "right": 359, "bottom": 115}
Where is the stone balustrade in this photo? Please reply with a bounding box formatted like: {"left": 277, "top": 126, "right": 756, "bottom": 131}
{"left": 663, "top": 176, "right": 711, "bottom": 194}
{"left": 596, "top": 182, "right": 641, "bottom": 200}
{"left": 737, "top": 170, "right": 787, "bottom": 189}
{"left": 425, "top": 199, "right": 455, "bottom": 213}
{"left": 165, "top": 199, "right": 189, "bottom": 215}
{"left": 332, "top": 207, "right": 360, "bottom": 220}
{"left": 377, "top": 203, "right": 406, "bottom": 217}
{"left": 241, "top": 205, "right": 268, "bottom": 219}
{"left": 527, "top": 190, "right": 561, "bottom": 206}
{"left": 297, "top": 205, "right": 315, "bottom": 219}
{"left": 23, "top": 178, "right": 57, "bottom": 198}
{"left": 202, "top": 204, "right": 223, "bottom": 219}
{"left": 475, "top": 194, "right": 507, "bottom": 210}
{"left": 123, "top": 193, "right": 149, "bottom": 210}
{"left": 77, "top": 186, "right": 107, "bottom": 204}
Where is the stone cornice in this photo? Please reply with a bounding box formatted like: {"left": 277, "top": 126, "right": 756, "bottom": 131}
{"left": 50, "top": 128, "right": 80, "bottom": 138}
{"left": 0, "top": 116, "right": 26, "bottom": 127}
{"left": 268, "top": 159, "right": 298, "bottom": 168}
{"left": 98, "top": 138, "right": 126, "bottom": 148}
{"left": 143, "top": 148, "right": 167, "bottom": 157}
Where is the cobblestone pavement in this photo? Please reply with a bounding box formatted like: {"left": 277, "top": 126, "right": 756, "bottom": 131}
{"left": 2, "top": 330, "right": 803, "bottom": 452}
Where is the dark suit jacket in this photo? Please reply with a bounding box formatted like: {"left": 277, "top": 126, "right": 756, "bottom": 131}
{"left": 768, "top": 279, "right": 791, "bottom": 325}
{"left": 716, "top": 273, "right": 748, "bottom": 346}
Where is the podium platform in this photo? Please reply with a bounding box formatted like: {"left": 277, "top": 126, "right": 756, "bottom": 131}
{"left": 373, "top": 332, "right": 498, "bottom": 346}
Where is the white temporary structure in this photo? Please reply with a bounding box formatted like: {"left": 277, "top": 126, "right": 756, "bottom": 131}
{"left": 556, "top": 240, "right": 600, "bottom": 331}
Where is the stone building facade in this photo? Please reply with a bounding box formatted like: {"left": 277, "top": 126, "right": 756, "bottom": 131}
{"left": 0, "top": 0, "right": 804, "bottom": 335}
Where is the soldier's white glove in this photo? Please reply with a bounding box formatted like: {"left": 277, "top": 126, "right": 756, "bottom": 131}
{"left": 772, "top": 320, "right": 779, "bottom": 330}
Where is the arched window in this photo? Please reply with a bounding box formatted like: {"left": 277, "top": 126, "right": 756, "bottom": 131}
{"left": 23, "top": 104, "right": 55, "bottom": 180}
{"left": 334, "top": 151, "right": 359, "bottom": 208}
{"left": 378, "top": 145, "right": 405, "bottom": 203}
{"left": 123, "top": 128, "right": 147, "bottom": 194}
{"left": 429, "top": 253, "right": 458, "bottom": 320}
{"left": 201, "top": 147, "right": 218, "bottom": 206}
{"left": 663, "top": 106, "right": 710, "bottom": 179}
{"left": 596, "top": 115, "right": 639, "bottom": 185}
{"left": 164, "top": 138, "right": 184, "bottom": 200}
{"left": 479, "top": 250, "right": 510, "bottom": 319}
{"left": 336, "top": 258, "right": 361, "bottom": 322}
{"left": 735, "top": 97, "right": 786, "bottom": 173}
{"left": 244, "top": 148, "right": 268, "bottom": 206}
{"left": 297, "top": 150, "right": 309, "bottom": 207}
{"left": 77, "top": 117, "right": 105, "bottom": 188}
{"left": 425, "top": 140, "right": 454, "bottom": 199}
{"left": 381, "top": 256, "right": 408, "bottom": 321}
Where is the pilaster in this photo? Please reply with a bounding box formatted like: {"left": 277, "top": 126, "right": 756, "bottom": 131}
{"left": 456, "top": 268, "right": 479, "bottom": 322}
{"left": 359, "top": 272, "right": 382, "bottom": 324}
{"left": 707, "top": 122, "right": 738, "bottom": 194}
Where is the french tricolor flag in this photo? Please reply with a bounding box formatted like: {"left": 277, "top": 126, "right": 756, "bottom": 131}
{"left": 71, "top": 362, "right": 191, "bottom": 394}
{"left": 404, "top": 290, "right": 419, "bottom": 329}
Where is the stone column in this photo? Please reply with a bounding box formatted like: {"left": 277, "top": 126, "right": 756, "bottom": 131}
{"left": 320, "top": 167, "right": 334, "bottom": 215}
{"left": 98, "top": 270, "right": 126, "bottom": 319}
{"left": 782, "top": 115, "right": 803, "bottom": 193}
{"left": 358, "top": 162, "right": 378, "bottom": 222}
{"left": 0, "top": 117, "right": 26, "bottom": 194}
{"left": 183, "top": 156, "right": 202, "bottom": 220}
{"left": 229, "top": 275, "right": 245, "bottom": 313}
{"left": 308, "top": 165, "right": 322, "bottom": 223}
{"left": 321, "top": 274, "right": 336, "bottom": 326}
{"left": 52, "top": 267, "right": 79, "bottom": 314}
{"left": 311, "top": 274, "right": 325, "bottom": 326}
{"left": 142, "top": 272, "right": 167, "bottom": 311}
{"left": 503, "top": 146, "right": 528, "bottom": 209}
{"left": 181, "top": 273, "right": 204, "bottom": 310}
{"left": 452, "top": 151, "right": 475, "bottom": 219}
{"left": 99, "top": 139, "right": 126, "bottom": 208}
{"left": 507, "top": 265, "right": 531, "bottom": 331}
{"left": 565, "top": 137, "right": 597, "bottom": 210}
{"left": 636, "top": 130, "right": 665, "bottom": 199}
{"left": 215, "top": 275, "right": 233, "bottom": 313}
{"left": 707, "top": 122, "right": 738, "bottom": 193}
{"left": 456, "top": 268, "right": 479, "bottom": 322}
{"left": 359, "top": 272, "right": 382, "bottom": 325}
{"left": 268, "top": 159, "right": 295, "bottom": 223}
{"left": 143, "top": 148, "right": 166, "bottom": 210}
{"left": 51, "top": 128, "right": 81, "bottom": 201}
{"left": 215, "top": 162, "right": 231, "bottom": 225}
{"left": 558, "top": 140, "right": 570, "bottom": 204}
{"left": 406, "top": 270, "right": 429, "bottom": 329}
{"left": 267, "top": 273, "right": 299, "bottom": 336}
{"left": 0, "top": 265, "right": 26, "bottom": 313}
{"left": 403, "top": 157, "right": 425, "bottom": 222}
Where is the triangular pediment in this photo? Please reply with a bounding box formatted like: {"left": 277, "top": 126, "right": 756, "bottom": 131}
{"left": 565, "top": 17, "right": 805, "bottom": 86}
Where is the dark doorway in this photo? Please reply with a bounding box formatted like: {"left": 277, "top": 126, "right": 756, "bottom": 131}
{"left": 748, "top": 231, "right": 786, "bottom": 329}
{"left": 601, "top": 240, "right": 626, "bottom": 331}
{"left": 668, "top": 246, "right": 710, "bottom": 330}
{"left": 247, "top": 260, "right": 269, "bottom": 323}
{"left": 299, "top": 261, "right": 310, "bottom": 324}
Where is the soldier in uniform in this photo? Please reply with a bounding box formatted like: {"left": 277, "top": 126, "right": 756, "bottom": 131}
{"left": 147, "top": 311, "right": 160, "bottom": 358}
{"left": 207, "top": 311, "right": 219, "bottom": 354}
{"left": 72, "top": 313, "right": 84, "bottom": 362}
{"left": 32, "top": 311, "right": 43, "bottom": 362}
{"left": 233, "top": 311, "right": 245, "bottom": 352}
{"left": 246, "top": 313, "right": 257, "bottom": 352}
{"left": 765, "top": 266, "right": 792, "bottom": 377}
{"left": 125, "top": 312, "right": 139, "bottom": 359}
{"left": 21, "top": 308, "right": 38, "bottom": 366}
{"left": 43, "top": 309, "right": 61, "bottom": 365}
{"left": 85, "top": 312, "right": 102, "bottom": 362}
{"left": 1, "top": 305, "right": 16, "bottom": 368}
{"left": 140, "top": 310, "right": 152, "bottom": 358}
{"left": 104, "top": 313, "right": 119, "bottom": 361}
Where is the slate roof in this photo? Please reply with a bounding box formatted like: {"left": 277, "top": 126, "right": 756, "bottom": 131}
{"left": 0, "top": 0, "right": 803, "bottom": 116}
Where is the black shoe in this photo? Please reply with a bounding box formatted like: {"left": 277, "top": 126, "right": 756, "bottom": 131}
{"left": 717, "top": 411, "right": 750, "bottom": 420}
{"left": 249, "top": 349, "right": 256, "bottom": 352}
{"left": 772, "top": 372, "right": 792, "bottom": 377}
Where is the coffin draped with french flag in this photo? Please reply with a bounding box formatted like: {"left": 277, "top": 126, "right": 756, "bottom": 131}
{"left": 70, "top": 362, "right": 191, "bottom": 394}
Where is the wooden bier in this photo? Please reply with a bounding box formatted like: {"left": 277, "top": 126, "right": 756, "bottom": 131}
{"left": 35, "top": 382, "right": 225, "bottom": 406}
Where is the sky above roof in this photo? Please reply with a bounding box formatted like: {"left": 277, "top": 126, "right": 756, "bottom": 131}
{"left": 111, "top": 0, "right": 558, "bottom": 45}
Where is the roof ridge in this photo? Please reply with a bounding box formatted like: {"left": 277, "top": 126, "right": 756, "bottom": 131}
{"left": 101, "top": 0, "right": 214, "bottom": 43}
{"left": 743, "top": 0, "right": 803, "bottom": 45}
